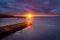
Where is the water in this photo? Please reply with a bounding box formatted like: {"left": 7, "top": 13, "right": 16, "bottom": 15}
{"left": 1, "top": 16, "right": 60, "bottom": 40}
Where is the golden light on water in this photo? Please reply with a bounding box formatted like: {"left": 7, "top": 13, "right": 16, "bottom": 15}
{"left": 26, "top": 13, "right": 33, "bottom": 28}
{"left": 14, "top": 13, "right": 60, "bottom": 28}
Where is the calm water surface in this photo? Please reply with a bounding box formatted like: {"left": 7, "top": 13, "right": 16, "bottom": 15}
{"left": 1, "top": 16, "right": 60, "bottom": 40}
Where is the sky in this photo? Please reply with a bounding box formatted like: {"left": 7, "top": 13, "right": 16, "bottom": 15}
{"left": 0, "top": 0, "right": 60, "bottom": 40}
{"left": 0, "top": 0, "right": 60, "bottom": 14}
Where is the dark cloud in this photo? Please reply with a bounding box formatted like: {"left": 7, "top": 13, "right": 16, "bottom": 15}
{"left": 0, "top": 0, "right": 60, "bottom": 14}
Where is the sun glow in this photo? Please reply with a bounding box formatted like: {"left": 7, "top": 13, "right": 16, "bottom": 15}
{"left": 28, "top": 14, "right": 32, "bottom": 18}
{"left": 14, "top": 13, "right": 60, "bottom": 28}
{"left": 26, "top": 12, "right": 33, "bottom": 28}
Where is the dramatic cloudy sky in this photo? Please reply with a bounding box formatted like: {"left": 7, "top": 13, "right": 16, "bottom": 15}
{"left": 0, "top": 0, "right": 60, "bottom": 40}
{"left": 0, "top": 0, "right": 60, "bottom": 14}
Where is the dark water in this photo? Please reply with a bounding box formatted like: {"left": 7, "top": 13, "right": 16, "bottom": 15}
{"left": 1, "top": 16, "right": 60, "bottom": 40}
